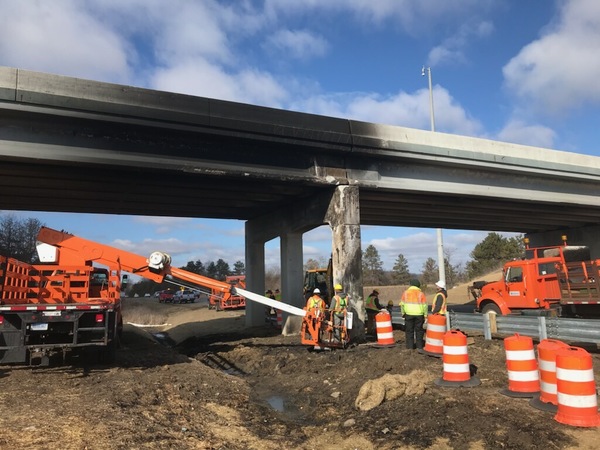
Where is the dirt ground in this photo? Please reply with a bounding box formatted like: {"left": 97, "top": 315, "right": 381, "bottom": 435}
{"left": 0, "top": 287, "right": 598, "bottom": 450}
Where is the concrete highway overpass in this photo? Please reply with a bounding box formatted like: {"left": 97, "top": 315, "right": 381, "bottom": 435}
{"left": 1, "top": 67, "right": 600, "bottom": 331}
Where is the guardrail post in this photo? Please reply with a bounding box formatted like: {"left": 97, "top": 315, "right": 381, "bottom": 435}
{"left": 537, "top": 316, "right": 547, "bottom": 341}
{"left": 446, "top": 312, "right": 452, "bottom": 330}
{"left": 483, "top": 313, "right": 492, "bottom": 340}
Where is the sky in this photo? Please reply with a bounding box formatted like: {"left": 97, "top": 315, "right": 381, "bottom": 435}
{"left": 1, "top": 0, "right": 600, "bottom": 274}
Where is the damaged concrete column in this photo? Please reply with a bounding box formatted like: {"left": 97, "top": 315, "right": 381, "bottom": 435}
{"left": 325, "top": 185, "right": 364, "bottom": 341}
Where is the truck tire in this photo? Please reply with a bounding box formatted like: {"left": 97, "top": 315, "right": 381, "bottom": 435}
{"left": 481, "top": 303, "right": 501, "bottom": 315}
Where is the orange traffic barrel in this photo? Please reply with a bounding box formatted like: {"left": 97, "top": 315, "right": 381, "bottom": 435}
{"left": 276, "top": 309, "right": 283, "bottom": 329}
{"left": 554, "top": 346, "right": 600, "bottom": 427}
{"left": 435, "top": 330, "right": 480, "bottom": 387}
{"left": 420, "top": 314, "right": 446, "bottom": 357}
{"left": 530, "top": 339, "right": 569, "bottom": 412}
{"left": 374, "top": 310, "right": 395, "bottom": 347}
{"left": 500, "top": 334, "right": 540, "bottom": 398}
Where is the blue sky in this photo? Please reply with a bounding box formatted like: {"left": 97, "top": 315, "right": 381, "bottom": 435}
{"left": 1, "top": 0, "right": 599, "bottom": 273}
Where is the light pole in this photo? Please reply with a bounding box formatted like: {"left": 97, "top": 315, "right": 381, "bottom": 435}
{"left": 422, "top": 66, "right": 445, "bottom": 285}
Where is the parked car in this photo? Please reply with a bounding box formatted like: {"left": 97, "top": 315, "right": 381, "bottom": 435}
{"left": 173, "top": 289, "right": 196, "bottom": 304}
{"left": 158, "top": 289, "right": 175, "bottom": 303}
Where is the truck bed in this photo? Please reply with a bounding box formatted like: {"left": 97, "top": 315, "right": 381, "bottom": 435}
{"left": 557, "top": 259, "right": 600, "bottom": 305}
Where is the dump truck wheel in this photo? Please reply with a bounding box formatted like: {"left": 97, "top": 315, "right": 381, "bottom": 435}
{"left": 481, "top": 303, "right": 501, "bottom": 315}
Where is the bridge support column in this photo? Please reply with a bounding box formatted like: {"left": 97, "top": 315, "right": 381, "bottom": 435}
{"left": 245, "top": 239, "right": 266, "bottom": 327}
{"left": 527, "top": 225, "right": 600, "bottom": 259}
{"left": 280, "top": 232, "right": 304, "bottom": 335}
{"left": 326, "top": 185, "right": 365, "bottom": 341}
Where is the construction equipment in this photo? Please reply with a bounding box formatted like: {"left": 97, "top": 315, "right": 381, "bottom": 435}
{"left": 472, "top": 236, "right": 600, "bottom": 318}
{"left": 300, "top": 308, "right": 350, "bottom": 349}
{"left": 209, "top": 275, "right": 246, "bottom": 310}
{"left": 0, "top": 227, "right": 303, "bottom": 365}
{"left": 303, "top": 258, "right": 333, "bottom": 302}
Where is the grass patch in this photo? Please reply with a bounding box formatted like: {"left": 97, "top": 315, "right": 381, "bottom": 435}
{"left": 121, "top": 297, "right": 168, "bottom": 325}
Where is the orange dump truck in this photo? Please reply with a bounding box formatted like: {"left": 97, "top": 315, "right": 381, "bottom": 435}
{"left": 472, "top": 237, "right": 600, "bottom": 318}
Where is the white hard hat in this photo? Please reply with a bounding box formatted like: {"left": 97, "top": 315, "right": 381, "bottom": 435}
{"left": 435, "top": 280, "right": 446, "bottom": 289}
{"left": 313, "top": 288, "right": 321, "bottom": 294}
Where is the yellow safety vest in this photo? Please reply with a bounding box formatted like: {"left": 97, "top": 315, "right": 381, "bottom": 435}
{"left": 400, "top": 286, "right": 427, "bottom": 316}
{"left": 365, "top": 294, "right": 379, "bottom": 311}
{"left": 331, "top": 294, "right": 348, "bottom": 312}
{"left": 307, "top": 295, "right": 325, "bottom": 311}
{"left": 432, "top": 292, "right": 447, "bottom": 315}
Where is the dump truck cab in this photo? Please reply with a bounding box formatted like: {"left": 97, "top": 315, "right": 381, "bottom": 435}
{"left": 475, "top": 238, "right": 592, "bottom": 316}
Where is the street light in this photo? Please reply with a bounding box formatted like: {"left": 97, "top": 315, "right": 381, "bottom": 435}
{"left": 422, "top": 66, "right": 445, "bottom": 285}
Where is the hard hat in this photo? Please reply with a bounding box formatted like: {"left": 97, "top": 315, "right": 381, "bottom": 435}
{"left": 313, "top": 288, "right": 321, "bottom": 294}
{"left": 373, "top": 290, "right": 379, "bottom": 295}
{"left": 435, "top": 280, "right": 446, "bottom": 290}
{"left": 334, "top": 283, "right": 343, "bottom": 291}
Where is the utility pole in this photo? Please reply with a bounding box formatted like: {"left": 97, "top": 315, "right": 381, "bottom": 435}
{"left": 422, "top": 66, "right": 445, "bottom": 285}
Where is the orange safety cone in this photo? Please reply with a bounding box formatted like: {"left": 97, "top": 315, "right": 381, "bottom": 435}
{"left": 374, "top": 310, "right": 395, "bottom": 347}
{"left": 530, "top": 339, "right": 569, "bottom": 412}
{"left": 276, "top": 309, "right": 283, "bottom": 329}
{"left": 554, "top": 346, "right": 600, "bottom": 427}
{"left": 435, "top": 330, "right": 480, "bottom": 387}
{"left": 419, "top": 314, "right": 446, "bottom": 357}
{"left": 500, "top": 333, "right": 540, "bottom": 398}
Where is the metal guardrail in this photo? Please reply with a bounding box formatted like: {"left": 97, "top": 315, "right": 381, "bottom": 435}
{"left": 390, "top": 308, "right": 600, "bottom": 344}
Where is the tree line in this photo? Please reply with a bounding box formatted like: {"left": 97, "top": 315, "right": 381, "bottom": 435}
{"left": 0, "top": 214, "right": 524, "bottom": 293}
{"left": 362, "top": 232, "right": 524, "bottom": 288}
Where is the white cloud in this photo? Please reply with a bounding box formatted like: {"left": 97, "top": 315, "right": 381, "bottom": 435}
{"left": 263, "top": 0, "right": 496, "bottom": 35}
{"left": 263, "top": 29, "right": 328, "bottom": 60}
{"left": 496, "top": 120, "right": 557, "bottom": 148}
{"left": 112, "top": 237, "right": 196, "bottom": 259}
{"left": 150, "top": 59, "right": 288, "bottom": 107}
{"left": 428, "top": 20, "right": 494, "bottom": 67}
{"left": 0, "top": 0, "right": 131, "bottom": 83}
{"left": 503, "top": 0, "right": 600, "bottom": 115}
{"left": 295, "top": 87, "right": 482, "bottom": 136}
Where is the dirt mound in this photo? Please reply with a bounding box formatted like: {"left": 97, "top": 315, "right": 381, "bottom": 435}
{"left": 0, "top": 297, "right": 597, "bottom": 450}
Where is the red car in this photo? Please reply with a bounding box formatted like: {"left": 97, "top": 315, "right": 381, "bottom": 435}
{"left": 158, "top": 289, "right": 174, "bottom": 303}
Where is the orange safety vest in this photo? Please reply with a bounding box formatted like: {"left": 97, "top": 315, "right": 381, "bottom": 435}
{"left": 431, "top": 292, "right": 447, "bottom": 315}
{"left": 331, "top": 294, "right": 348, "bottom": 313}
{"left": 400, "top": 287, "right": 427, "bottom": 316}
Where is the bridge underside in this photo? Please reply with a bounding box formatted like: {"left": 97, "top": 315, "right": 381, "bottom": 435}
{"left": 1, "top": 67, "right": 600, "bottom": 235}
{"left": 0, "top": 155, "right": 597, "bottom": 234}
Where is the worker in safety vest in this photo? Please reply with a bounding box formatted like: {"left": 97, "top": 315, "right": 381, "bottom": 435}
{"left": 399, "top": 279, "right": 428, "bottom": 350}
{"left": 306, "top": 288, "right": 326, "bottom": 314}
{"left": 274, "top": 288, "right": 282, "bottom": 302}
{"left": 386, "top": 300, "right": 394, "bottom": 315}
{"left": 329, "top": 283, "right": 349, "bottom": 341}
{"left": 431, "top": 280, "right": 447, "bottom": 315}
{"left": 265, "top": 290, "right": 276, "bottom": 322}
{"left": 365, "top": 289, "right": 384, "bottom": 335}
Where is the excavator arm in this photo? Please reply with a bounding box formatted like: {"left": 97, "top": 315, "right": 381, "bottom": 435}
{"left": 36, "top": 227, "right": 231, "bottom": 297}
{"left": 35, "top": 227, "right": 306, "bottom": 316}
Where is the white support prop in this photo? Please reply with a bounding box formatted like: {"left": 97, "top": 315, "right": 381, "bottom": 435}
{"left": 236, "top": 288, "right": 307, "bottom": 317}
